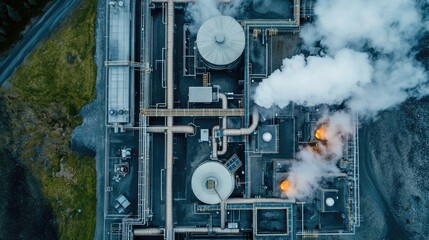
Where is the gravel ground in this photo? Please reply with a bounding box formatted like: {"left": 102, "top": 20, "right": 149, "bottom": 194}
{"left": 71, "top": 0, "right": 106, "bottom": 239}
{"left": 366, "top": 98, "right": 429, "bottom": 239}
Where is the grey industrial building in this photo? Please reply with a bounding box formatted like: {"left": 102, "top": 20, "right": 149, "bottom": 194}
{"left": 103, "top": 0, "right": 360, "bottom": 239}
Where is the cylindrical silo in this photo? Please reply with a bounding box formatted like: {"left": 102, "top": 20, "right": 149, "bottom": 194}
{"left": 196, "top": 16, "right": 245, "bottom": 70}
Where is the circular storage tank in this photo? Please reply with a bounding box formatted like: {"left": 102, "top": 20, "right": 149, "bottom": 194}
{"left": 196, "top": 16, "right": 245, "bottom": 69}
{"left": 191, "top": 161, "right": 235, "bottom": 204}
{"left": 262, "top": 132, "right": 273, "bottom": 142}
{"left": 326, "top": 197, "right": 335, "bottom": 207}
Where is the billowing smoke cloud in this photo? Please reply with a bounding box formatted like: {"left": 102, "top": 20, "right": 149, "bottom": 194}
{"left": 301, "top": 0, "right": 422, "bottom": 53}
{"left": 253, "top": 0, "right": 428, "bottom": 200}
{"left": 255, "top": 0, "right": 428, "bottom": 116}
{"left": 185, "top": 0, "right": 245, "bottom": 34}
{"left": 185, "top": 0, "right": 221, "bottom": 34}
{"left": 285, "top": 111, "right": 353, "bottom": 200}
{"left": 255, "top": 49, "right": 373, "bottom": 108}
{"left": 185, "top": 0, "right": 284, "bottom": 34}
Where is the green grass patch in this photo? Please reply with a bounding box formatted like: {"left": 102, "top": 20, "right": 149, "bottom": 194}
{"left": 7, "top": 0, "right": 98, "bottom": 239}
{"left": 12, "top": 0, "right": 97, "bottom": 116}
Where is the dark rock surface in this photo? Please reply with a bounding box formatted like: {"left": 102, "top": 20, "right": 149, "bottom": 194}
{"left": 367, "top": 98, "right": 429, "bottom": 239}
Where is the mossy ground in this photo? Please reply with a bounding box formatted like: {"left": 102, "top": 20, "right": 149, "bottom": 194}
{"left": 4, "top": 0, "right": 98, "bottom": 239}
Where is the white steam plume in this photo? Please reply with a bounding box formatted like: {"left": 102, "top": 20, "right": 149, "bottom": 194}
{"left": 254, "top": 0, "right": 428, "bottom": 200}
{"left": 285, "top": 111, "right": 353, "bottom": 200}
{"left": 301, "top": 0, "right": 422, "bottom": 53}
{"left": 185, "top": 0, "right": 245, "bottom": 34}
{"left": 185, "top": 0, "right": 221, "bottom": 34}
{"left": 255, "top": 0, "right": 428, "bottom": 116}
{"left": 255, "top": 49, "right": 373, "bottom": 108}
{"left": 185, "top": 0, "right": 292, "bottom": 34}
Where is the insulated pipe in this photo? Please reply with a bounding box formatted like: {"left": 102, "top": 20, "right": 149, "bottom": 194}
{"left": 226, "top": 197, "right": 295, "bottom": 204}
{"left": 147, "top": 125, "right": 195, "bottom": 134}
{"left": 217, "top": 133, "right": 228, "bottom": 156}
{"left": 211, "top": 93, "right": 228, "bottom": 159}
{"left": 220, "top": 201, "right": 226, "bottom": 229}
{"left": 133, "top": 228, "right": 164, "bottom": 235}
{"left": 133, "top": 227, "right": 239, "bottom": 236}
{"left": 166, "top": 0, "right": 174, "bottom": 110}
{"left": 174, "top": 227, "right": 240, "bottom": 233}
{"left": 166, "top": 129, "right": 174, "bottom": 240}
{"left": 151, "top": 0, "right": 232, "bottom": 2}
{"left": 212, "top": 125, "right": 220, "bottom": 159}
{"left": 165, "top": 0, "right": 175, "bottom": 239}
{"left": 218, "top": 94, "right": 228, "bottom": 154}
{"left": 218, "top": 93, "right": 228, "bottom": 110}
{"left": 223, "top": 108, "right": 259, "bottom": 136}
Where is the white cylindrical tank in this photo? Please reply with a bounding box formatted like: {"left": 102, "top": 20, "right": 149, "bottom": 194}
{"left": 191, "top": 161, "right": 235, "bottom": 204}
{"left": 262, "top": 132, "right": 273, "bottom": 142}
{"left": 196, "top": 16, "right": 245, "bottom": 69}
{"left": 326, "top": 197, "right": 335, "bottom": 207}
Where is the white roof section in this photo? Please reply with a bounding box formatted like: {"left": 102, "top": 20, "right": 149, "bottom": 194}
{"left": 107, "top": 0, "right": 132, "bottom": 124}
{"left": 191, "top": 161, "right": 235, "bottom": 204}
{"left": 189, "top": 87, "right": 213, "bottom": 103}
{"left": 108, "top": 67, "right": 130, "bottom": 123}
{"left": 108, "top": 0, "right": 130, "bottom": 61}
{"left": 196, "top": 16, "right": 245, "bottom": 66}
{"left": 200, "top": 129, "right": 209, "bottom": 142}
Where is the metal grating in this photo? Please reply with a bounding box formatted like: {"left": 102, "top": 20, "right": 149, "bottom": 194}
{"left": 225, "top": 154, "right": 242, "bottom": 173}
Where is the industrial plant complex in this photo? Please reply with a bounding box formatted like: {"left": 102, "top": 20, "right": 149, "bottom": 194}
{"left": 103, "top": 0, "right": 361, "bottom": 239}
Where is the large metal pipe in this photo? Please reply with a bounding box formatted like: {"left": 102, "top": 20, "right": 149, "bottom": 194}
{"left": 174, "top": 227, "right": 239, "bottom": 233}
{"left": 167, "top": 0, "right": 174, "bottom": 110}
{"left": 226, "top": 197, "right": 295, "bottom": 204}
{"left": 220, "top": 201, "right": 226, "bottom": 229}
{"left": 134, "top": 227, "right": 239, "bottom": 236}
{"left": 223, "top": 108, "right": 259, "bottom": 136}
{"left": 151, "top": 0, "right": 232, "bottom": 2}
{"left": 212, "top": 125, "right": 220, "bottom": 159}
{"left": 133, "top": 228, "right": 164, "bottom": 235}
{"left": 212, "top": 105, "right": 259, "bottom": 158}
{"left": 218, "top": 93, "right": 228, "bottom": 110}
{"left": 217, "top": 133, "right": 228, "bottom": 156}
{"left": 213, "top": 108, "right": 259, "bottom": 158}
{"left": 147, "top": 125, "right": 194, "bottom": 134}
{"left": 219, "top": 95, "right": 228, "bottom": 151}
{"left": 166, "top": 129, "right": 174, "bottom": 240}
{"left": 295, "top": 0, "right": 301, "bottom": 26}
{"left": 211, "top": 93, "right": 228, "bottom": 159}
{"left": 165, "top": 0, "right": 175, "bottom": 238}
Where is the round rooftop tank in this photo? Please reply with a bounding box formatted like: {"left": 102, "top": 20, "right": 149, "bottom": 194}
{"left": 326, "top": 197, "right": 335, "bottom": 207}
{"left": 191, "top": 161, "right": 235, "bottom": 204}
{"left": 262, "top": 132, "right": 273, "bottom": 142}
{"left": 196, "top": 16, "right": 245, "bottom": 69}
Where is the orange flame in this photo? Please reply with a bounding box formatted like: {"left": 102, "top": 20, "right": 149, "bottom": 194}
{"left": 280, "top": 180, "right": 290, "bottom": 192}
{"left": 315, "top": 125, "right": 327, "bottom": 141}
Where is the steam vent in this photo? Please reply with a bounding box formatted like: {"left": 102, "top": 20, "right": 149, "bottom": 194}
{"left": 103, "top": 1, "right": 361, "bottom": 240}
{"left": 196, "top": 15, "right": 245, "bottom": 69}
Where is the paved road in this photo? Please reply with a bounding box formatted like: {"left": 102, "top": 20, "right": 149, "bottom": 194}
{"left": 0, "top": 0, "right": 80, "bottom": 85}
